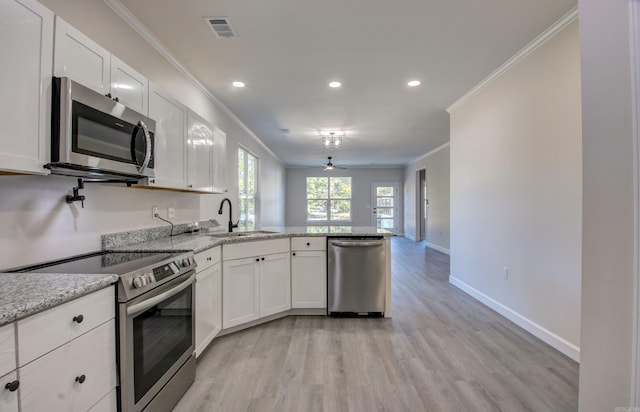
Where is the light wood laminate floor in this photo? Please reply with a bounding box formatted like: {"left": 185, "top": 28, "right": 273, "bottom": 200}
{"left": 174, "top": 237, "right": 578, "bottom": 411}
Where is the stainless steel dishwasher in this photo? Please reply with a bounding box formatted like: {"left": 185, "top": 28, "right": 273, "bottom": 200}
{"left": 327, "top": 236, "right": 386, "bottom": 316}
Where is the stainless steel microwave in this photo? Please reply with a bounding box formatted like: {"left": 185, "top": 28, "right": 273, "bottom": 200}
{"left": 47, "top": 77, "right": 155, "bottom": 180}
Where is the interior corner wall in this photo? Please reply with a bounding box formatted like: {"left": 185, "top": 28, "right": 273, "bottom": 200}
{"left": 578, "top": 0, "right": 636, "bottom": 410}
{"left": 403, "top": 144, "right": 450, "bottom": 253}
{"left": 449, "top": 20, "right": 582, "bottom": 359}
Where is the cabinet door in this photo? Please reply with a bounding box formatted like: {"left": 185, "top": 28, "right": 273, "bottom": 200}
{"left": 148, "top": 83, "right": 187, "bottom": 189}
{"left": 0, "top": 324, "right": 15, "bottom": 377}
{"left": 110, "top": 55, "right": 148, "bottom": 115}
{"left": 0, "top": 0, "right": 53, "bottom": 174}
{"left": 186, "top": 110, "right": 213, "bottom": 192}
{"left": 19, "top": 320, "right": 116, "bottom": 412}
{"left": 259, "top": 252, "right": 291, "bottom": 317}
{"left": 291, "top": 251, "right": 327, "bottom": 309}
{"left": 0, "top": 371, "right": 19, "bottom": 412}
{"left": 53, "top": 17, "right": 110, "bottom": 95}
{"left": 195, "top": 263, "right": 221, "bottom": 358}
{"left": 222, "top": 258, "right": 259, "bottom": 328}
{"left": 211, "top": 126, "right": 227, "bottom": 193}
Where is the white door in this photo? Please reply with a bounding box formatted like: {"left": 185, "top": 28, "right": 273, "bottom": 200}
{"left": 148, "top": 83, "right": 187, "bottom": 189}
{"left": 0, "top": 0, "right": 53, "bottom": 175}
{"left": 291, "top": 251, "right": 326, "bottom": 309}
{"left": 110, "top": 56, "right": 148, "bottom": 115}
{"left": 372, "top": 183, "right": 398, "bottom": 235}
{"left": 186, "top": 110, "right": 213, "bottom": 192}
{"left": 259, "top": 252, "right": 291, "bottom": 317}
{"left": 222, "top": 258, "right": 259, "bottom": 328}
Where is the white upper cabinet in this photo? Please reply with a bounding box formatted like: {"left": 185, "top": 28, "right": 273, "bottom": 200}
{"left": 148, "top": 83, "right": 187, "bottom": 189}
{"left": 54, "top": 17, "right": 110, "bottom": 95}
{"left": 110, "top": 56, "right": 148, "bottom": 115}
{"left": 211, "top": 126, "right": 227, "bottom": 193}
{"left": 0, "top": 0, "right": 53, "bottom": 174}
{"left": 186, "top": 110, "right": 213, "bottom": 192}
{"left": 54, "top": 17, "right": 148, "bottom": 115}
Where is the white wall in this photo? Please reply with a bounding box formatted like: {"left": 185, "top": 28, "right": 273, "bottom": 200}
{"left": 578, "top": 0, "right": 637, "bottom": 410}
{"left": 449, "top": 20, "right": 582, "bottom": 360}
{"left": 285, "top": 167, "right": 404, "bottom": 231}
{"left": 0, "top": 0, "right": 284, "bottom": 269}
{"left": 403, "top": 144, "right": 450, "bottom": 252}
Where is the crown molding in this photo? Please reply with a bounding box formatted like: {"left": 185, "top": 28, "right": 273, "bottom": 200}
{"left": 447, "top": 6, "right": 579, "bottom": 114}
{"left": 408, "top": 142, "right": 450, "bottom": 166}
{"left": 103, "top": 0, "right": 282, "bottom": 164}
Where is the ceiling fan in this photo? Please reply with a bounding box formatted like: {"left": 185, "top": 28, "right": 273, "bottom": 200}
{"left": 323, "top": 156, "right": 347, "bottom": 171}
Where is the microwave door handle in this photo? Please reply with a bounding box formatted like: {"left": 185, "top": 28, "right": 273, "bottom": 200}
{"left": 136, "top": 120, "right": 152, "bottom": 172}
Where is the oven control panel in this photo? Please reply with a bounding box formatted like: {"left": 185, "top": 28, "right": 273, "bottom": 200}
{"left": 119, "top": 253, "right": 196, "bottom": 299}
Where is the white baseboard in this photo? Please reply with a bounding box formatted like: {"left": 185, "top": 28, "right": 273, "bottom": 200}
{"left": 449, "top": 276, "right": 580, "bottom": 362}
{"left": 426, "top": 242, "right": 450, "bottom": 255}
{"left": 405, "top": 234, "right": 417, "bottom": 241}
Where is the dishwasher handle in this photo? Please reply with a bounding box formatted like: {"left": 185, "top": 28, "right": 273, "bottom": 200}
{"left": 330, "top": 240, "right": 384, "bottom": 247}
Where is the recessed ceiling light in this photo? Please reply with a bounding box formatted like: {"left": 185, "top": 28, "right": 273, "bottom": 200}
{"left": 407, "top": 80, "right": 421, "bottom": 87}
{"left": 329, "top": 81, "right": 342, "bottom": 88}
{"left": 232, "top": 81, "right": 245, "bottom": 88}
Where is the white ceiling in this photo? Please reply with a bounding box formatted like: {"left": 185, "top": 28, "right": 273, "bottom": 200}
{"left": 117, "top": 0, "right": 576, "bottom": 167}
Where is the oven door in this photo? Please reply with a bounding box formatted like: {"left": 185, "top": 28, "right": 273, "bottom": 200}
{"left": 119, "top": 272, "right": 195, "bottom": 412}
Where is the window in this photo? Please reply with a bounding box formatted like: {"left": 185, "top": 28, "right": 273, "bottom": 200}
{"left": 306, "top": 177, "right": 352, "bottom": 222}
{"left": 238, "top": 147, "right": 257, "bottom": 231}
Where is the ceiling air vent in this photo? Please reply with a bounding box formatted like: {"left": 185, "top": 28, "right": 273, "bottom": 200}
{"left": 205, "top": 17, "right": 238, "bottom": 38}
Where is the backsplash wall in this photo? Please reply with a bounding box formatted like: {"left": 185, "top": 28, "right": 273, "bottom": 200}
{"left": 0, "top": 175, "right": 201, "bottom": 269}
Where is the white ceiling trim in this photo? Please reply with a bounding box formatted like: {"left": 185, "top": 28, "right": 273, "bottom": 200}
{"left": 446, "top": 6, "right": 578, "bottom": 113}
{"left": 407, "top": 142, "right": 450, "bottom": 167}
{"left": 102, "top": 0, "right": 282, "bottom": 164}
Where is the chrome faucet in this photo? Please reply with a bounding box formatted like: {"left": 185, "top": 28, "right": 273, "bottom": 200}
{"left": 218, "top": 198, "right": 239, "bottom": 233}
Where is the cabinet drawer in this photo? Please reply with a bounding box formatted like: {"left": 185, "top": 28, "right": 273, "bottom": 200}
{"left": 291, "top": 237, "right": 326, "bottom": 251}
{"left": 19, "top": 320, "right": 116, "bottom": 412}
{"left": 223, "top": 238, "right": 289, "bottom": 261}
{"left": 0, "top": 324, "right": 15, "bottom": 377}
{"left": 0, "top": 370, "right": 18, "bottom": 412}
{"left": 17, "top": 287, "right": 115, "bottom": 366}
{"left": 195, "top": 246, "right": 221, "bottom": 272}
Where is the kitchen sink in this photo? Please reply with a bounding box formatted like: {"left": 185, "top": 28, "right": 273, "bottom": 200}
{"left": 206, "top": 230, "right": 278, "bottom": 238}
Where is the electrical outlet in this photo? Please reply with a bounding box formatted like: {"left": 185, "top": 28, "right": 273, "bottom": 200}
{"left": 168, "top": 207, "right": 175, "bottom": 219}
{"left": 152, "top": 206, "right": 158, "bottom": 219}
{"left": 503, "top": 266, "right": 509, "bottom": 280}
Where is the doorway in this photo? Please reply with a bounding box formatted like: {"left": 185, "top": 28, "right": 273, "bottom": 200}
{"left": 419, "top": 169, "right": 427, "bottom": 241}
{"left": 372, "top": 182, "right": 398, "bottom": 235}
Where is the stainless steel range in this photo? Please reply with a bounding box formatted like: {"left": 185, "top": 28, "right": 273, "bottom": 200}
{"left": 11, "top": 250, "right": 198, "bottom": 412}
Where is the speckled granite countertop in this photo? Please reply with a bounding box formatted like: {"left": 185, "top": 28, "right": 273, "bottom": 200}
{"left": 0, "top": 273, "right": 117, "bottom": 326}
{"left": 0, "top": 226, "right": 389, "bottom": 327}
{"left": 107, "top": 226, "right": 391, "bottom": 253}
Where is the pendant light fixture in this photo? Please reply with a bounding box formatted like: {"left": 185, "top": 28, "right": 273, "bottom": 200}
{"left": 321, "top": 131, "right": 344, "bottom": 149}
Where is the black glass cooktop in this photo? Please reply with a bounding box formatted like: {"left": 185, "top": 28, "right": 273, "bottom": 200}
{"left": 9, "top": 251, "right": 187, "bottom": 275}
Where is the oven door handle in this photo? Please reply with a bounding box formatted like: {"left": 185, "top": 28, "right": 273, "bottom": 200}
{"left": 126, "top": 274, "right": 194, "bottom": 316}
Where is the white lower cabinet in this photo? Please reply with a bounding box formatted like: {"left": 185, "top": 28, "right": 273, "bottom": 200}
{"left": 19, "top": 319, "right": 116, "bottom": 412}
{"left": 222, "top": 257, "right": 260, "bottom": 329}
{"left": 259, "top": 253, "right": 291, "bottom": 317}
{"left": 222, "top": 239, "right": 291, "bottom": 329}
{"left": 87, "top": 389, "right": 117, "bottom": 412}
{"left": 195, "top": 262, "right": 221, "bottom": 358}
{"left": 291, "top": 251, "right": 326, "bottom": 309}
{"left": 0, "top": 371, "right": 19, "bottom": 412}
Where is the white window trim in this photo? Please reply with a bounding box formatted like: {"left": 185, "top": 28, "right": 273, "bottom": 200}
{"left": 238, "top": 145, "right": 259, "bottom": 231}
{"left": 305, "top": 176, "right": 352, "bottom": 224}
